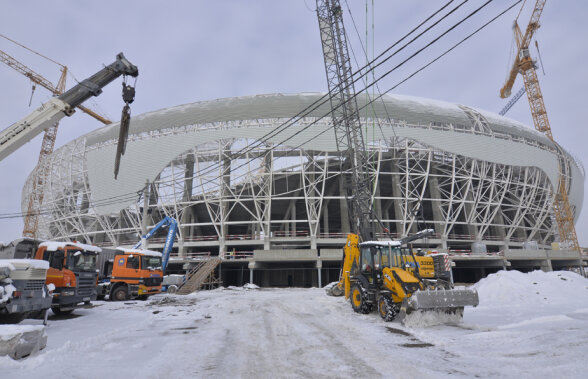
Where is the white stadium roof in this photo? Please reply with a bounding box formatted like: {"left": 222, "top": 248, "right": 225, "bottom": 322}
{"left": 58, "top": 93, "right": 581, "bottom": 216}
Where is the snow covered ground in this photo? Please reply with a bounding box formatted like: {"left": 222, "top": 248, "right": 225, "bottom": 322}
{"left": 1, "top": 270, "right": 587, "bottom": 378}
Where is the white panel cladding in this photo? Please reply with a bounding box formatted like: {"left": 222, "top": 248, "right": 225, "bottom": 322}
{"left": 87, "top": 119, "right": 561, "bottom": 216}
{"left": 388, "top": 128, "right": 560, "bottom": 189}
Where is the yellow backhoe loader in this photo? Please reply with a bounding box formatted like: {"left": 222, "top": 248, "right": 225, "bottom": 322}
{"left": 327, "top": 230, "right": 479, "bottom": 323}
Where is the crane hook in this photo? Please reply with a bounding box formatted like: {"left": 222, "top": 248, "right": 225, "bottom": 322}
{"left": 114, "top": 76, "right": 137, "bottom": 179}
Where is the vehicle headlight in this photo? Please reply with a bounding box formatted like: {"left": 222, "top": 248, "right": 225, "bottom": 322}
{"left": 61, "top": 290, "right": 75, "bottom": 296}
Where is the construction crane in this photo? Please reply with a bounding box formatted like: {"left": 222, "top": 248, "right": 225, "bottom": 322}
{"left": 316, "top": 0, "right": 479, "bottom": 322}
{"left": 0, "top": 53, "right": 138, "bottom": 239}
{"left": 0, "top": 49, "right": 112, "bottom": 124}
{"left": 0, "top": 42, "right": 113, "bottom": 239}
{"left": 499, "top": 86, "right": 525, "bottom": 116}
{"left": 316, "top": 0, "right": 375, "bottom": 241}
{"left": 499, "top": 0, "right": 580, "bottom": 253}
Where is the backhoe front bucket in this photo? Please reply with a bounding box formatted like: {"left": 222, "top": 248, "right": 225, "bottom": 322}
{"left": 324, "top": 282, "right": 344, "bottom": 296}
{"left": 397, "top": 288, "right": 479, "bottom": 325}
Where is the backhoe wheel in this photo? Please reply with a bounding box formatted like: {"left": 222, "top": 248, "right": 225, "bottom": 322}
{"left": 111, "top": 287, "right": 129, "bottom": 301}
{"left": 350, "top": 283, "right": 372, "bottom": 314}
{"left": 378, "top": 295, "right": 399, "bottom": 322}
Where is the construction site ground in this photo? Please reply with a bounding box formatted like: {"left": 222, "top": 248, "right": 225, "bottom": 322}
{"left": 1, "top": 270, "right": 587, "bottom": 378}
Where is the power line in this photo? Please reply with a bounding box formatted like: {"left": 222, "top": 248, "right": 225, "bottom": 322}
{"left": 5, "top": 1, "right": 518, "bottom": 226}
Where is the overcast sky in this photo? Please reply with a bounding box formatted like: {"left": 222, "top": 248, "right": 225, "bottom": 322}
{"left": 0, "top": 0, "right": 586, "bottom": 246}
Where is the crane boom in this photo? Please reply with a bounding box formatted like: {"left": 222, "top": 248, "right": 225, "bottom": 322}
{"left": 0, "top": 50, "right": 111, "bottom": 124}
{"left": 500, "top": 0, "right": 546, "bottom": 99}
{"left": 316, "top": 0, "right": 375, "bottom": 241}
{"left": 0, "top": 53, "right": 138, "bottom": 163}
{"left": 499, "top": 0, "right": 580, "bottom": 253}
{"left": 134, "top": 216, "right": 178, "bottom": 273}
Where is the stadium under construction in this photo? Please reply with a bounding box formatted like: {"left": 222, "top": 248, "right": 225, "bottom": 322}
{"left": 22, "top": 92, "right": 587, "bottom": 285}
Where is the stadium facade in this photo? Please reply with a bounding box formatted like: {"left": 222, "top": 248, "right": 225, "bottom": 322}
{"left": 24, "top": 93, "right": 584, "bottom": 260}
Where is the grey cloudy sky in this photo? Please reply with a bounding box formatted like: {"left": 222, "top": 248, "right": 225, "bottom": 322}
{"left": 0, "top": 0, "right": 586, "bottom": 246}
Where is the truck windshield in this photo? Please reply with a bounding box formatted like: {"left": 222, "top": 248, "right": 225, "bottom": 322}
{"left": 141, "top": 256, "right": 162, "bottom": 270}
{"left": 67, "top": 250, "right": 97, "bottom": 272}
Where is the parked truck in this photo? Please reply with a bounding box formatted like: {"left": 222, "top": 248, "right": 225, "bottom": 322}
{"left": 0, "top": 258, "right": 52, "bottom": 323}
{"left": 0, "top": 239, "right": 100, "bottom": 315}
{"left": 96, "top": 248, "right": 163, "bottom": 301}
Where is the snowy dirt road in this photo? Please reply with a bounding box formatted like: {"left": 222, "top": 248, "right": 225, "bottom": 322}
{"left": 1, "top": 270, "right": 587, "bottom": 378}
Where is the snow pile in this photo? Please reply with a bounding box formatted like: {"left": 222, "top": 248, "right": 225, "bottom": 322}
{"left": 0, "top": 283, "right": 16, "bottom": 304}
{"left": 0, "top": 325, "right": 45, "bottom": 342}
{"left": 226, "top": 283, "right": 260, "bottom": 291}
{"left": 0, "top": 260, "right": 16, "bottom": 271}
{"left": 402, "top": 309, "right": 464, "bottom": 328}
{"left": 472, "top": 269, "right": 588, "bottom": 307}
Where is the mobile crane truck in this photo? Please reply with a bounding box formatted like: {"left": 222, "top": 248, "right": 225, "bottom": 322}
{"left": 96, "top": 248, "right": 164, "bottom": 301}
{"left": 95, "top": 216, "right": 177, "bottom": 300}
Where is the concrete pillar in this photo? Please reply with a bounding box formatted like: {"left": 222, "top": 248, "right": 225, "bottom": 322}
{"left": 219, "top": 149, "right": 231, "bottom": 255}
{"left": 390, "top": 171, "right": 404, "bottom": 236}
{"left": 540, "top": 259, "right": 553, "bottom": 272}
{"left": 177, "top": 237, "right": 185, "bottom": 258}
{"left": 316, "top": 260, "right": 322, "bottom": 288}
{"left": 428, "top": 174, "right": 444, "bottom": 237}
{"left": 322, "top": 201, "right": 330, "bottom": 235}
{"left": 183, "top": 154, "right": 194, "bottom": 202}
{"left": 248, "top": 261, "right": 255, "bottom": 284}
{"left": 374, "top": 180, "right": 382, "bottom": 233}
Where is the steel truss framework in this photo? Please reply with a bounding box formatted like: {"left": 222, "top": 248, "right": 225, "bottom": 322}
{"left": 23, "top": 112, "right": 581, "bottom": 255}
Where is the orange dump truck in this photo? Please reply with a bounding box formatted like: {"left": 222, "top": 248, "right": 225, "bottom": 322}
{"left": 0, "top": 239, "right": 99, "bottom": 315}
{"left": 35, "top": 241, "right": 100, "bottom": 315}
{"left": 96, "top": 248, "right": 163, "bottom": 301}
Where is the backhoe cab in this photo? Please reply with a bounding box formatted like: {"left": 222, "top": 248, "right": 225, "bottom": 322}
{"left": 328, "top": 233, "right": 479, "bottom": 324}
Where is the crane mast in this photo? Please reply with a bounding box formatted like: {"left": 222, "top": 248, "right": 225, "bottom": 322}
{"left": 499, "top": 0, "right": 580, "bottom": 253}
{"left": 316, "top": 0, "right": 375, "bottom": 241}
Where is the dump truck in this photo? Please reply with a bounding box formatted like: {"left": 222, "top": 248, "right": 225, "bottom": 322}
{"left": 96, "top": 248, "right": 163, "bottom": 301}
{"left": 327, "top": 232, "right": 479, "bottom": 323}
{"left": 0, "top": 239, "right": 100, "bottom": 315}
{"left": 34, "top": 241, "right": 100, "bottom": 315}
{"left": 0, "top": 259, "right": 52, "bottom": 323}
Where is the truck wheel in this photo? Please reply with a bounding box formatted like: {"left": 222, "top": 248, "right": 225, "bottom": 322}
{"left": 111, "top": 287, "right": 128, "bottom": 301}
{"left": 378, "top": 295, "right": 399, "bottom": 322}
{"left": 51, "top": 307, "right": 73, "bottom": 316}
{"left": 0, "top": 313, "right": 26, "bottom": 324}
{"left": 350, "top": 283, "right": 372, "bottom": 314}
{"left": 167, "top": 285, "right": 178, "bottom": 294}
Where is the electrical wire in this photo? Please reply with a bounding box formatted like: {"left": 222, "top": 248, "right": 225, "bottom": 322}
{"left": 3, "top": 0, "right": 519, "bottom": 224}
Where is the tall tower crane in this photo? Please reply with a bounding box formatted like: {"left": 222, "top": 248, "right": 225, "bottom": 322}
{"left": 1, "top": 46, "right": 111, "bottom": 239}
{"left": 316, "top": 0, "right": 375, "bottom": 241}
{"left": 0, "top": 40, "right": 117, "bottom": 238}
{"left": 499, "top": 0, "right": 580, "bottom": 253}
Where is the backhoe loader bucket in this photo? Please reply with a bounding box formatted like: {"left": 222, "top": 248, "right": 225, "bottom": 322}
{"left": 397, "top": 288, "right": 479, "bottom": 325}
{"left": 324, "top": 282, "right": 344, "bottom": 296}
